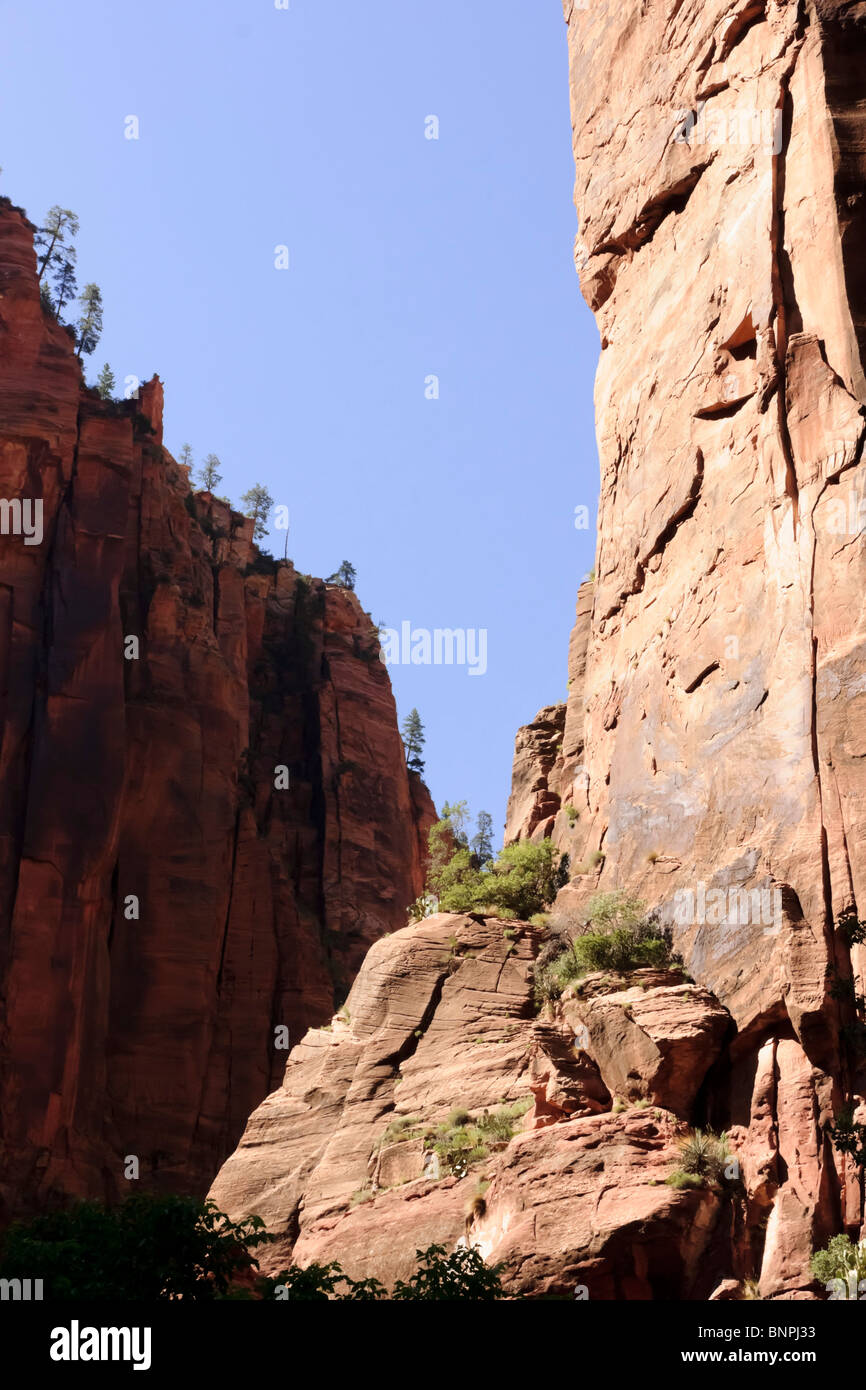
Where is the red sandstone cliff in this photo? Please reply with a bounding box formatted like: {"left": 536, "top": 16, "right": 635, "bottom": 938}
{"left": 0, "top": 202, "right": 435, "bottom": 1219}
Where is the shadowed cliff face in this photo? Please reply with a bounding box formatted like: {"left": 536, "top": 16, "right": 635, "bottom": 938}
{"left": 0, "top": 204, "right": 435, "bottom": 1218}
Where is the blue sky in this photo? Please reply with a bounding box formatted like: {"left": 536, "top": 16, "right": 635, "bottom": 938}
{"left": 0, "top": 0, "right": 600, "bottom": 843}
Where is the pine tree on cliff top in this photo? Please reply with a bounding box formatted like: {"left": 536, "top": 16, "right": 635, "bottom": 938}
{"left": 240, "top": 483, "right": 274, "bottom": 540}
{"left": 326, "top": 561, "right": 357, "bottom": 591}
{"left": 401, "top": 708, "right": 425, "bottom": 775}
{"left": 75, "top": 283, "right": 103, "bottom": 359}
{"left": 35, "top": 206, "right": 79, "bottom": 283}
{"left": 95, "top": 363, "right": 115, "bottom": 400}
{"left": 199, "top": 454, "right": 223, "bottom": 492}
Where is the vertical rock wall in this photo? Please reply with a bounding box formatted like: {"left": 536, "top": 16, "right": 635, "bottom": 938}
{"left": 0, "top": 204, "right": 434, "bottom": 1217}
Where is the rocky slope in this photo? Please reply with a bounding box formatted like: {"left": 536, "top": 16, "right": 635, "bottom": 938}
{"left": 0, "top": 202, "right": 434, "bottom": 1219}
{"left": 210, "top": 912, "right": 739, "bottom": 1299}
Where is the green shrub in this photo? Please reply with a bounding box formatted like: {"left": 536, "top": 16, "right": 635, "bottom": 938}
{"left": 673, "top": 1129, "right": 731, "bottom": 1185}
{"left": 0, "top": 1195, "right": 272, "bottom": 1300}
{"left": 665, "top": 1171, "right": 706, "bottom": 1190}
{"left": 430, "top": 836, "right": 568, "bottom": 920}
{"left": 810, "top": 1234, "right": 866, "bottom": 1298}
{"left": 427, "top": 1099, "right": 531, "bottom": 1178}
{"left": 391, "top": 1244, "right": 503, "bottom": 1300}
{"left": 533, "top": 891, "right": 672, "bottom": 1003}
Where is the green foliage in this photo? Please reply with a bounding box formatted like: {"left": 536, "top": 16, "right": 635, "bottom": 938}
{"left": 95, "top": 363, "right": 115, "bottom": 400}
{"left": 829, "top": 1104, "right": 866, "bottom": 1168}
{"left": 326, "top": 560, "right": 356, "bottom": 590}
{"left": 0, "top": 1195, "right": 272, "bottom": 1301}
{"left": 673, "top": 1129, "right": 731, "bottom": 1185}
{"left": 837, "top": 908, "right": 866, "bottom": 948}
{"left": 35, "top": 206, "right": 79, "bottom": 318}
{"left": 264, "top": 1245, "right": 503, "bottom": 1300}
{"left": 471, "top": 809, "right": 495, "bottom": 864}
{"left": 260, "top": 1261, "right": 385, "bottom": 1301}
{"left": 810, "top": 1234, "right": 866, "bottom": 1297}
{"left": 391, "top": 1244, "right": 504, "bottom": 1300}
{"left": 401, "top": 707, "right": 425, "bottom": 775}
{"left": 240, "top": 483, "right": 274, "bottom": 540}
{"left": 198, "top": 454, "right": 223, "bottom": 493}
{"left": 534, "top": 892, "right": 672, "bottom": 1002}
{"left": 427, "top": 1099, "right": 531, "bottom": 1178}
{"left": 665, "top": 1170, "right": 706, "bottom": 1190}
{"left": 178, "top": 443, "right": 193, "bottom": 470}
{"left": 75, "top": 282, "right": 103, "bottom": 359}
{"left": 407, "top": 891, "right": 438, "bottom": 922}
{"left": 245, "top": 551, "right": 279, "bottom": 577}
{"left": 428, "top": 830, "right": 568, "bottom": 921}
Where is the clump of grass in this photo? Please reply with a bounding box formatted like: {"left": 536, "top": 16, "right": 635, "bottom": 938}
{"left": 666, "top": 1129, "right": 732, "bottom": 1189}
{"left": 381, "top": 1115, "right": 422, "bottom": 1146}
{"left": 427, "top": 1099, "right": 532, "bottom": 1179}
{"left": 350, "top": 1188, "right": 375, "bottom": 1207}
{"left": 665, "top": 1171, "right": 705, "bottom": 1190}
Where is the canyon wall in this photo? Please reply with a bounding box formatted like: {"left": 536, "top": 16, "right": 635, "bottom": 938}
{"left": 0, "top": 203, "right": 434, "bottom": 1219}
{"left": 511, "top": 0, "right": 866, "bottom": 1017}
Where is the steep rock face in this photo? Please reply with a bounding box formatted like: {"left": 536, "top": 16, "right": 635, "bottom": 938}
{"left": 497, "top": 0, "right": 866, "bottom": 1293}
{"left": 0, "top": 204, "right": 434, "bottom": 1217}
{"left": 505, "top": 579, "right": 592, "bottom": 849}
{"left": 555, "top": 0, "right": 866, "bottom": 1033}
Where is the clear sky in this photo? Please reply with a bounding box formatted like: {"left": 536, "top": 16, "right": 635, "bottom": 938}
{"left": 0, "top": 0, "right": 600, "bottom": 844}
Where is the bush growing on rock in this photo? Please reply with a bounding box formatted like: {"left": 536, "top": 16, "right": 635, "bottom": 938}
{"left": 666, "top": 1129, "right": 733, "bottom": 1189}
{"left": 810, "top": 1234, "right": 866, "bottom": 1298}
{"left": 426, "top": 811, "right": 568, "bottom": 920}
{"left": 533, "top": 891, "right": 673, "bottom": 1002}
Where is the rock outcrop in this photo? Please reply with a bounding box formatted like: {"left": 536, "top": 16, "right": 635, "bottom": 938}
{"left": 209, "top": 912, "right": 738, "bottom": 1297}
{"left": 0, "top": 202, "right": 434, "bottom": 1218}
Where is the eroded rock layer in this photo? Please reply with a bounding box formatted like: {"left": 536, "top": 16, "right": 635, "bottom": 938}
{"left": 211, "top": 911, "right": 839, "bottom": 1298}
{"left": 0, "top": 204, "right": 434, "bottom": 1217}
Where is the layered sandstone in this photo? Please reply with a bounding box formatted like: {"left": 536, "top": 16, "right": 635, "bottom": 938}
{"left": 211, "top": 910, "right": 833, "bottom": 1298}
{"left": 0, "top": 202, "right": 434, "bottom": 1218}
{"left": 209, "top": 912, "right": 732, "bottom": 1296}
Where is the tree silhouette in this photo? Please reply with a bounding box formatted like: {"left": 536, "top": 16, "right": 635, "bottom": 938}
{"left": 401, "top": 708, "right": 425, "bottom": 775}
{"left": 75, "top": 283, "right": 103, "bottom": 359}
{"left": 326, "top": 561, "right": 356, "bottom": 590}
{"left": 471, "top": 810, "right": 494, "bottom": 865}
{"left": 199, "top": 454, "right": 223, "bottom": 492}
{"left": 95, "top": 364, "right": 115, "bottom": 400}
{"left": 35, "top": 206, "right": 79, "bottom": 285}
{"left": 240, "top": 483, "right": 274, "bottom": 540}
